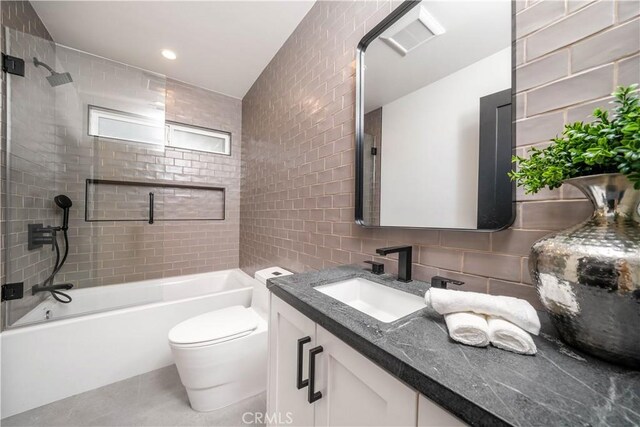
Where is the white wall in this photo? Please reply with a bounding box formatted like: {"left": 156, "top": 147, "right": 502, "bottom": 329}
{"left": 379, "top": 48, "right": 511, "bottom": 228}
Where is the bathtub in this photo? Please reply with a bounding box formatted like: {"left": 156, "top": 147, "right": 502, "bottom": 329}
{"left": 1, "top": 269, "right": 257, "bottom": 418}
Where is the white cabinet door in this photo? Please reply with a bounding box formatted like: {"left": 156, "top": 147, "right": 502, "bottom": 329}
{"left": 417, "top": 394, "right": 468, "bottom": 427}
{"left": 268, "top": 295, "right": 317, "bottom": 427}
{"left": 314, "top": 325, "right": 418, "bottom": 427}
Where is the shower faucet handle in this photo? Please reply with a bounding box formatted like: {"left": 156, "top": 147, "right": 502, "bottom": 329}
{"left": 430, "top": 276, "right": 465, "bottom": 289}
{"left": 27, "top": 223, "right": 56, "bottom": 250}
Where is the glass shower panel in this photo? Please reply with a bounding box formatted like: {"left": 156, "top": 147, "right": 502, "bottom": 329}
{"left": 3, "top": 29, "right": 167, "bottom": 328}
{"left": 3, "top": 27, "right": 60, "bottom": 327}
{"left": 52, "top": 45, "right": 167, "bottom": 307}
{"left": 86, "top": 181, "right": 160, "bottom": 222}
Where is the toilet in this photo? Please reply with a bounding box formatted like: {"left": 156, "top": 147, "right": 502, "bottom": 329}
{"left": 168, "top": 267, "right": 292, "bottom": 412}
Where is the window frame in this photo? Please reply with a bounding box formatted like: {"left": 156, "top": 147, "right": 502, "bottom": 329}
{"left": 87, "top": 105, "right": 165, "bottom": 146}
{"left": 165, "top": 121, "right": 232, "bottom": 156}
{"left": 87, "top": 105, "right": 233, "bottom": 156}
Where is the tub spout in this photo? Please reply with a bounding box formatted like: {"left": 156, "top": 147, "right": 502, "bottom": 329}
{"left": 32, "top": 283, "right": 73, "bottom": 294}
{"left": 32, "top": 283, "right": 73, "bottom": 304}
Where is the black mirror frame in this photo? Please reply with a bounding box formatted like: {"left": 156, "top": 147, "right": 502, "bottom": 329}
{"left": 354, "top": 0, "right": 517, "bottom": 232}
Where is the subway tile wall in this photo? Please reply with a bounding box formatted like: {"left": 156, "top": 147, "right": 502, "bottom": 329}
{"left": 86, "top": 183, "right": 226, "bottom": 222}
{"left": 52, "top": 68, "right": 242, "bottom": 291}
{"left": 240, "top": 0, "right": 640, "bottom": 308}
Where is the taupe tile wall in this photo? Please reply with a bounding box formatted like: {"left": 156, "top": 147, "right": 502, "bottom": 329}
{"left": 240, "top": 0, "right": 639, "bottom": 308}
{"left": 1, "top": 1, "right": 58, "bottom": 323}
{"left": 86, "top": 183, "right": 225, "bottom": 221}
{"left": 54, "top": 68, "right": 242, "bottom": 289}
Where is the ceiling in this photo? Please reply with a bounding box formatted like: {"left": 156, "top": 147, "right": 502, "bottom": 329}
{"left": 31, "top": 1, "right": 315, "bottom": 99}
{"left": 364, "top": 1, "right": 511, "bottom": 112}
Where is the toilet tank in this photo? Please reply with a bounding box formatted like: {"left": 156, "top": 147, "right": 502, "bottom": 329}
{"left": 252, "top": 267, "right": 293, "bottom": 318}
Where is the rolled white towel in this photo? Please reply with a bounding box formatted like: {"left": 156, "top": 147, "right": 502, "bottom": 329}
{"left": 444, "top": 312, "right": 490, "bottom": 347}
{"left": 425, "top": 288, "right": 540, "bottom": 335}
{"left": 487, "top": 316, "right": 537, "bottom": 355}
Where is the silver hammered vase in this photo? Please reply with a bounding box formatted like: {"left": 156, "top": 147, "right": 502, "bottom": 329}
{"left": 530, "top": 173, "right": 640, "bottom": 368}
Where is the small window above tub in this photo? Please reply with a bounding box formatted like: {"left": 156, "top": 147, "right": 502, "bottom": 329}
{"left": 166, "top": 122, "right": 231, "bottom": 156}
{"left": 88, "top": 105, "right": 165, "bottom": 146}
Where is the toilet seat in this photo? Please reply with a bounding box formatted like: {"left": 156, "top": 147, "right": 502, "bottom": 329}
{"left": 168, "top": 306, "right": 258, "bottom": 348}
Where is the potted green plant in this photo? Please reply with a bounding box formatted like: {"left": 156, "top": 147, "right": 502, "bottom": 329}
{"left": 510, "top": 84, "right": 640, "bottom": 192}
{"left": 511, "top": 84, "right": 640, "bottom": 368}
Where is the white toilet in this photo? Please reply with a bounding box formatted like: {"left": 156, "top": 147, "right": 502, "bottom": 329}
{"left": 168, "top": 267, "right": 292, "bottom": 412}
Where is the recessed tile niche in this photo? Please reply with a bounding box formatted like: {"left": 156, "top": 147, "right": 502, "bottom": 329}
{"left": 85, "top": 179, "right": 225, "bottom": 222}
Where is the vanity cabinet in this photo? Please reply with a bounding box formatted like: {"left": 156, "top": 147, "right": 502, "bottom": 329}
{"left": 268, "top": 294, "right": 317, "bottom": 426}
{"left": 418, "top": 395, "right": 467, "bottom": 427}
{"left": 314, "top": 325, "right": 417, "bottom": 426}
{"left": 268, "top": 295, "right": 467, "bottom": 427}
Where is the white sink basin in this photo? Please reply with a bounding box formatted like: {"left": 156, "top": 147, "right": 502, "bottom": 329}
{"left": 315, "top": 277, "right": 426, "bottom": 323}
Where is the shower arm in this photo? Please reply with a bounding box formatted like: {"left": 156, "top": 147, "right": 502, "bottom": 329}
{"left": 33, "top": 57, "right": 56, "bottom": 74}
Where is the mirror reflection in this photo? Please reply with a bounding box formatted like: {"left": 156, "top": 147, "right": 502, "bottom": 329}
{"left": 357, "top": 0, "right": 513, "bottom": 229}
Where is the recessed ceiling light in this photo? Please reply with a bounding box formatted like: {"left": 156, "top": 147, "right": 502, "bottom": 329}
{"left": 161, "top": 49, "right": 177, "bottom": 60}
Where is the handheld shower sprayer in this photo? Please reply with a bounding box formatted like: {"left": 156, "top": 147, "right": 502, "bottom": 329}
{"left": 54, "top": 194, "right": 72, "bottom": 231}
{"left": 32, "top": 195, "right": 74, "bottom": 303}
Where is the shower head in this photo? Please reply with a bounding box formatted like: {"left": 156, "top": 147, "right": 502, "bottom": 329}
{"left": 54, "top": 195, "right": 72, "bottom": 231}
{"left": 54, "top": 195, "right": 73, "bottom": 209}
{"left": 33, "top": 57, "right": 73, "bottom": 87}
{"left": 46, "top": 72, "right": 73, "bottom": 87}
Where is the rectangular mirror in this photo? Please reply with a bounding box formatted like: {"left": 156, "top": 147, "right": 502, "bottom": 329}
{"left": 355, "top": 0, "right": 514, "bottom": 230}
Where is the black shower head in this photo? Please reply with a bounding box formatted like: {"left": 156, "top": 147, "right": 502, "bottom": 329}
{"left": 54, "top": 195, "right": 72, "bottom": 230}
{"left": 54, "top": 195, "right": 73, "bottom": 209}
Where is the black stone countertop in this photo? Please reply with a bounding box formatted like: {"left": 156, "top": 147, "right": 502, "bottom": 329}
{"left": 267, "top": 264, "right": 640, "bottom": 427}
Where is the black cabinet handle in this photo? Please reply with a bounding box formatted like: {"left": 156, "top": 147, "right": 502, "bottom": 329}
{"left": 308, "top": 346, "right": 323, "bottom": 403}
{"left": 148, "top": 192, "right": 154, "bottom": 224}
{"left": 296, "top": 336, "right": 311, "bottom": 389}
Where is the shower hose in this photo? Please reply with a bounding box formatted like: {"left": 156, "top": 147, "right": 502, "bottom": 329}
{"left": 42, "top": 229, "right": 73, "bottom": 304}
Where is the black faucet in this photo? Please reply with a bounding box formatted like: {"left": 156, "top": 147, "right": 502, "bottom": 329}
{"left": 375, "top": 246, "right": 412, "bottom": 282}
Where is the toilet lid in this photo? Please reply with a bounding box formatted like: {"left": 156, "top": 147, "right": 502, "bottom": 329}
{"left": 168, "top": 306, "right": 258, "bottom": 346}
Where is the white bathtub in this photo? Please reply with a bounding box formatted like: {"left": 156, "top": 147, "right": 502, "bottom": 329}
{"left": 1, "top": 269, "right": 257, "bottom": 418}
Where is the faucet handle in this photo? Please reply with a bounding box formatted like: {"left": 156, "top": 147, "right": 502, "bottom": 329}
{"left": 431, "top": 276, "right": 464, "bottom": 289}
{"left": 364, "top": 260, "right": 384, "bottom": 275}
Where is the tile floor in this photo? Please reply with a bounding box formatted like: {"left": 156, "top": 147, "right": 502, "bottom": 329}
{"left": 2, "top": 365, "right": 266, "bottom": 427}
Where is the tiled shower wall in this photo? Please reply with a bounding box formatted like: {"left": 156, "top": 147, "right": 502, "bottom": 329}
{"left": 55, "top": 76, "right": 241, "bottom": 290}
{"left": 240, "top": 0, "right": 640, "bottom": 308}
{"left": 52, "top": 48, "right": 242, "bottom": 291}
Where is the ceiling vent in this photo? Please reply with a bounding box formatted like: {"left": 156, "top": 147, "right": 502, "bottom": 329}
{"left": 381, "top": 6, "right": 446, "bottom": 57}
